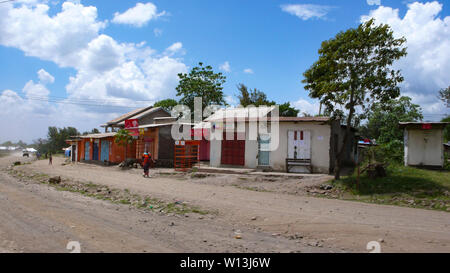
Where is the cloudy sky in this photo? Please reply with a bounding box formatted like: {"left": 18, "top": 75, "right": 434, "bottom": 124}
{"left": 0, "top": 0, "right": 449, "bottom": 143}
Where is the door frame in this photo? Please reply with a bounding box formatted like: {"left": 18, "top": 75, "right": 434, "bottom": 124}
{"left": 258, "top": 134, "right": 271, "bottom": 166}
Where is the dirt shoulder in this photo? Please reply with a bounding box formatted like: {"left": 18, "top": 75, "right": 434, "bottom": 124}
{"left": 0, "top": 155, "right": 328, "bottom": 253}
{"left": 11, "top": 156, "right": 450, "bottom": 252}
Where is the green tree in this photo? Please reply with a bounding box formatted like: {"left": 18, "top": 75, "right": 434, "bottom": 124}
{"left": 154, "top": 98, "right": 178, "bottom": 112}
{"left": 360, "top": 96, "right": 423, "bottom": 143}
{"left": 438, "top": 86, "right": 450, "bottom": 108}
{"left": 176, "top": 62, "right": 227, "bottom": 114}
{"left": 442, "top": 116, "right": 450, "bottom": 143}
{"left": 279, "top": 102, "right": 300, "bottom": 117}
{"left": 47, "top": 126, "right": 80, "bottom": 153}
{"left": 236, "top": 83, "right": 273, "bottom": 107}
{"left": 114, "top": 129, "right": 134, "bottom": 160}
{"left": 302, "top": 19, "right": 407, "bottom": 179}
{"left": 236, "top": 84, "right": 299, "bottom": 117}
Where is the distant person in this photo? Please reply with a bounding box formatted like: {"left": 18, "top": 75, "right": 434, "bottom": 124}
{"left": 49, "top": 153, "right": 52, "bottom": 165}
{"left": 142, "top": 152, "right": 151, "bottom": 178}
{"left": 36, "top": 151, "right": 40, "bottom": 160}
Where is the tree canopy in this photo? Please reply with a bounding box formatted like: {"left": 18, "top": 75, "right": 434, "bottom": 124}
{"left": 153, "top": 98, "right": 178, "bottom": 112}
{"left": 302, "top": 19, "right": 407, "bottom": 179}
{"left": 34, "top": 126, "right": 80, "bottom": 154}
{"left": 176, "top": 62, "right": 227, "bottom": 114}
{"left": 236, "top": 83, "right": 299, "bottom": 117}
{"left": 438, "top": 86, "right": 450, "bottom": 108}
{"left": 360, "top": 96, "right": 423, "bottom": 143}
{"left": 237, "top": 83, "right": 273, "bottom": 107}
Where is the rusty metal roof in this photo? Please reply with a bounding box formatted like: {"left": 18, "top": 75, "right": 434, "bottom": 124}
{"left": 105, "top": 106, "right": 153, "bottom": 126}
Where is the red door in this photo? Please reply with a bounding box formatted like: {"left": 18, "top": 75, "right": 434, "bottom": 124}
{"left": 221, "top": 133, "right": 245, "bottom": 166}
{"left": 199, "top": 139, "right": 210, "bottom": 161}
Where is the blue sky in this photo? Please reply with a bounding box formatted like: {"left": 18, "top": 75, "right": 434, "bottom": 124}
{"left": 0, "top": 0, "right": 449, "bottom": 142}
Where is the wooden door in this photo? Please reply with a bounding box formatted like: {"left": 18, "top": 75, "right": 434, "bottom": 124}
{"left": 288, "top": 130, "right": 311, "bottom": 159}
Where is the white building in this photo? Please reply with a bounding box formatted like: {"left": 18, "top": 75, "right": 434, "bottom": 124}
{"left": 400, "top": 122, "right": 449, "bottom": 168}
{"left": 201, "top": 107, "right": 357, "bottom": 174}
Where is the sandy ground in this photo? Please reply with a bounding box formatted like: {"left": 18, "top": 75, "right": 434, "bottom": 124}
{"left": 0, "top": 153, "right": 333, "bottom": 253}
{"left": 5, "top": 154, "right": 450, "bottom": 252}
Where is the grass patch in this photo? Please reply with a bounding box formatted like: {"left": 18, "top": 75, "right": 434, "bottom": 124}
{"left": 329, "top": 164, "right": 450, "bottom": 211}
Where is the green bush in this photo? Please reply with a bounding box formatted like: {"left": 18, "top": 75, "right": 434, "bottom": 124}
{"left": 364, "top": 140, "right": 404, "bottom": 165}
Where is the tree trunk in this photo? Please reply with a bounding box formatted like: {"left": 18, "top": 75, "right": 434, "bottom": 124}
{"left": 334, "top": 86, "right": 356, "bottom": 181}
{"left": 334, "top": 158, "right": 341, "bottom": 180}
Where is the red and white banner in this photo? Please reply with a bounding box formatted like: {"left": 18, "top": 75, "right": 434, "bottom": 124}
{"left": 125, "top": 119, "right": 139, "bottom": 136}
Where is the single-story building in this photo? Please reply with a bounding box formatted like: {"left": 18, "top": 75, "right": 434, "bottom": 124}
{"left": 67, "top": 106, "right": 190, "bottom": 166}
{"left": 203, "top": 107, "right": 356, "bottom": 174}
{"left": 400, "top": 122, "right": 449, "bottom": 168}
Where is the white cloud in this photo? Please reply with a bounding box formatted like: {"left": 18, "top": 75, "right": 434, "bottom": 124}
{"left": 163, "top": 42, "right": 184, "bottom": 56}
{"left": 0, "top": 1, "right": 188, "bottom": 142}
{"left": 280, "top": 4, "right": 333, "bottom": 20}
{"left": 37, "top": 69, "right": 55, "bottom": 84}
{"left": 0, "top": 2, "right": 106, "bottom": 68}
{"left": 219, "top": 61, "right": 231, "bottom": 72}
{"left": 291, "top": 98, "right": 321, "bottom": 116}
{"left": 367, "top": 0, "right": 381, "bottom": 6}
{"left": 243, "top": 68, "right": 254, "bottom": 74}
{"left": 112, "top": 2, "right": 165, "bottom": 27}
{"left": 361, "top": 1, "right": 450, "bottom": 117}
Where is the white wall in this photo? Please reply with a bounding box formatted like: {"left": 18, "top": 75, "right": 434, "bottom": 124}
{"left": 405, "top": 128, "right": 444, "bottom": 167}
{"left": 209, "top": 121, "right": 332, "bottom": 173}
{"left": 269, "top": 122, "right": 331, "bottom": 173}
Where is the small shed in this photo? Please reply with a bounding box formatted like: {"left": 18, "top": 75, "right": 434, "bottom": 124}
{"left": 400, "top": 122, "right": 449, "bottom": 168}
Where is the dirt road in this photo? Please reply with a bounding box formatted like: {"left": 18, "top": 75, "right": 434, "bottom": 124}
{"left": 10, "top": 155, "right": 450, "bottom": 253}
{"left": 0, "top": 154, "right": 330, "bottom": 253}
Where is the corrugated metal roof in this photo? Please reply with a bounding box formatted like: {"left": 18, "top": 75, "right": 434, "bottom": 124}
{"left": 79, "top": 132, "right": 117, "bottom": 139}
{"left": 116, "top": 107, "right": 168, "bottom": 126}
{"left": 139, "top": 122, "right": 192, "bottom": 129}
{"left": 105, "top": 106, "right": 153, "bottom": 125}
{"left": 399, "top": 122, "right": 450, "bottom": 129}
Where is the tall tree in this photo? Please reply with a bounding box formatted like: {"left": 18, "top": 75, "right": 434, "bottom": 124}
{"left": 236, "top": 83, "right": 273, "bottom": 107}
{"left": 154, "top": 98, "right": 178, "bottom": 112}
{"left": 360, "top": 96, "right": 423, "bottom": 143}
{"left": 47, "top": 126, "right": 80, "bottom": 153}
{"left": 302, "top": 19, "right": 407, "bottom": 179}
{"left": 438, "top": 86, "right": 450, "bottom": 108}
{"left": 176, "top": 62, "right": 227, "bottom": 114}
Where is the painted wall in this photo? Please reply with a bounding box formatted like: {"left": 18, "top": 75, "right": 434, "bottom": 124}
{"left": 138, "top": 108, "right": 171, "bottom": 125}
{"left": 270, "top": 122, "right": 332, "bottom": 173}
{"left": 210, "top": 121, "right": 333, "bottom": 173}
{"left": 405, "top": 128, "right": 444, "bottom": 167}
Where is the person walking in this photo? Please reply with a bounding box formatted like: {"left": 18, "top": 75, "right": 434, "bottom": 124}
{"left": 49, "top": 152, "right": 52, "bottom": 165}
{"left": 142, "top": 152, "right": 151, "bottom": 178}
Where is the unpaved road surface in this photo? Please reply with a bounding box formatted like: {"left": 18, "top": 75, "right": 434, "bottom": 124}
{"left": 4, "top": 154, "right": 450, "bottom": 252}
{"left": 0, "top": 154, "right": 329, "bottom": 253}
